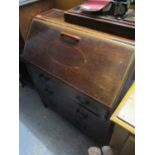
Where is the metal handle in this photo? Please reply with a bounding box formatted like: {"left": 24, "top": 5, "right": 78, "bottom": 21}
{"left": 60, "top": 32, "right": 81, "bottom": 42}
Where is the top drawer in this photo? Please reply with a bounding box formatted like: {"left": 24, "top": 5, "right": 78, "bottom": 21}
{"left": 22, "top": 16, "right": 134, "bottom": 109}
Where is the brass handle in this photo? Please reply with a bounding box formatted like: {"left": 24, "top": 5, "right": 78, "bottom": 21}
{"left": 60, "top": 32, "right": 81, "bottom": 42}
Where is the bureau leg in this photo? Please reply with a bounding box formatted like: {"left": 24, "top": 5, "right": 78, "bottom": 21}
{"left": 37, "top": 92, "right": 49, "bottom": 108}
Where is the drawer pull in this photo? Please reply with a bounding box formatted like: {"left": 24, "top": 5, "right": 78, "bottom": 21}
{"left": 61, "top": 32, "right": 81, "bottom": 42}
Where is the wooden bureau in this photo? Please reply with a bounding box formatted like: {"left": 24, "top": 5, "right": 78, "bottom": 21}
{"left": 21, "top": 9, "right": 135, "bottom": 144}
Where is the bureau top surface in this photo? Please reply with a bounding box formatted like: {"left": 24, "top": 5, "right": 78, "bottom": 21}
{"left": 23, "top": 9, "right": 135, "bottom": 109}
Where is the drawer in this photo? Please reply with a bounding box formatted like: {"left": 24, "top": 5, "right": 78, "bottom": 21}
{"left": 26, "top": 64, "right": 48, "bottom": 90}
{"left": 60, "top": 83, "right": 108, "bottom": 118}
{"left": 57, "top": 96, "right": 79, "bottom": 123}
{"left": 75, "top": 94, "right": 108, "bottom": 118}
{"left": 22, "top": 18, "right": 135, "bottom": 109}
{"left": 27, "top": 64, "right": 60, "bottom": 91}
{"left": 74, "top": 105, "right": 111, "bottom": 143}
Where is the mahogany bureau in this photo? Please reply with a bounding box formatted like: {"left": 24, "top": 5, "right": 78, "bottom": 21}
{"left": 21, "top": 9, "right": 135, "bottom": 144}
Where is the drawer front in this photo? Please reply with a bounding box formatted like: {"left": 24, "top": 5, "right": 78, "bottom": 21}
{"left": 23, "top": 19, "right": 135, "bottom": 109}
{"left": 74, "top": 105, "right": 111, "bottom": 143}
{"left": 58, "top": 82, "right": 108, "bottom": 118}
{"left": 27, "top": 64, "right": 60, "bottom": 92}
{"left": 75, "top": 94, "right": 108, "bottom": 118}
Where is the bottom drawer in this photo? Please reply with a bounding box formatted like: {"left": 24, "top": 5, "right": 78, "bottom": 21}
{"left": 74, "top": 105, "right": 111, "bottom": 143}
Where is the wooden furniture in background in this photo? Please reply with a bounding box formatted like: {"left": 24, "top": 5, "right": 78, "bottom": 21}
{"left": 19, "top": 0, "right": 53, "bottom": 85}
{"left": 53, "top": 0, "right": 84, "bottom": 10}
{"left": 110, "top": 125, "right": 135, "bottom": 155}
{"left": 19, "top": 0, "right": 53, "bottom": 41}
{"left": 110, "top": 83, "right": 135, "bottom": 155}
{"left": 64, "top": 7, "right": 135, "bottom": 39}
{"left": 111, "top": 82, "right": 135, "bottom": 134}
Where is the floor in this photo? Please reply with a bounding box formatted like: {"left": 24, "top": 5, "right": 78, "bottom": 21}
{"left": 19, "top": 85, "right": 96, "bottom": 155}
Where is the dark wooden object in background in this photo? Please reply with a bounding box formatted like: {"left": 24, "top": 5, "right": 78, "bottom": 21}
{"left": 19, "top": 0, "right": 53, "bottom": 86}
{"left": 64, "top": 7, "right": 135, "bottom": 39}
{"left": 22, "top": 9, "right": 134, "bottom": 110}
{"left": 19, "top": 0, "right": 53, "bottom": 41}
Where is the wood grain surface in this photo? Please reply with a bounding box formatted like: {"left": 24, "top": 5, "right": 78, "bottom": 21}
{"left": 19, "top": 0, "right": 53, "bottom": 41}
{"left": 22, "top": 9, "right": 135, "bottom": 109}
{"left": 64, "top": 7, "right": 135, "bottom": 39}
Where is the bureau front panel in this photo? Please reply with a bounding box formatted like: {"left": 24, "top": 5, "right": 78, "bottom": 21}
{"left": 22, "top": 19, "right": 134, "bottom": 109}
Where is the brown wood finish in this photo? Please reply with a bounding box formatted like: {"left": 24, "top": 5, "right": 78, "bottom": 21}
{"left": 35, "top": 9, "right": 134, "bottom": 44}
{"left": 22, "top": 9, "right": 135, "bottom": 109}
{"left": 110, "top": 124, "right": 135, "bottom": 155}
{"left": 119, "top": 135, "right": 135, "bottom": 155}
{"left": 19, "top": 0, "right": 53, "bottom": 41}
{"left": 64, "top": 7, "right": 135, "bottom": 39}
{"left": 53, "top": 0, "right": 84, "bottom": 10}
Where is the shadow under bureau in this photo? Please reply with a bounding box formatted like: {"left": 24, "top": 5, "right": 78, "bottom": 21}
{"left": 21, "top": 9, "right": 135, "bottom": 144}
